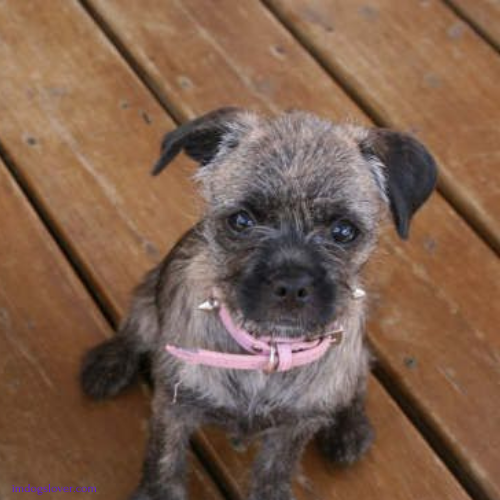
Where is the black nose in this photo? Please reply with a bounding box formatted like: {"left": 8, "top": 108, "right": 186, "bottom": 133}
{"left": 271, "top": 270, "right": 314, "bottom": 304}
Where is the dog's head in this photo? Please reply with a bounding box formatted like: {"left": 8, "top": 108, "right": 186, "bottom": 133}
{"left": 153, "top": 108, "right": 437, "bottom": 337}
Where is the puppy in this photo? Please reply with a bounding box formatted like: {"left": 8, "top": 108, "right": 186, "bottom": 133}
{"left": 81, "top": 108, "right": 437, "bottom": 500}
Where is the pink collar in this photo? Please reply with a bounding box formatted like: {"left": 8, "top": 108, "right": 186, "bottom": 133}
{"left": 166, "top": 303, "right": 343, "bottom": 373}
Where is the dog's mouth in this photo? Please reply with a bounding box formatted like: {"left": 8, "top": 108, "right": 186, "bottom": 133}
{"left": 238, "top": 311, "right": 334, "bottom": 340}
{"left": 238, "top": 297, "right": 338, "bottom": 339}
{"left": 211, "top": 286, "right": 339, "bottom": 340}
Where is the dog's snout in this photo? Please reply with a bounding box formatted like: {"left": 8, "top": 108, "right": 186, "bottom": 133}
{"left": 237, "top": 242, "right": 336, "bottom": 331}
{"left": 270, "top": 269, "right": 314, "bottom": 305}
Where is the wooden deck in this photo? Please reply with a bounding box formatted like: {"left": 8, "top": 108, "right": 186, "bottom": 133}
{"left": 0, "top": 1, "right": 498, "bottom": 499}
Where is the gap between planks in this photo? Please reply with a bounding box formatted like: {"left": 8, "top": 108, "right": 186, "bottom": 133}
{"left": 69, "top": 7, "right": 240, "bottom": 493}
{"left": 74, "top": 6, "right": 496, "bottom": 500}
{"left": 372, "top": 362, "right": 491, "bottom": 500}
{"left": 31, "top": 1, "right": 495, "bottom": 498}
{"left": 4, "top": 2, "right": 491, "bottom": 500}
{"left": 441, "top": 0, "right": 500, "bottom": 53}
{"left": 0, "top": 2, "right": 247, "bottom": 497}
{"left": 80, "top": 0, "right": 186, "bottom": 124}
{"left": 259, "top": 0, "right": 499, "bottom": 256}
{"left": 0, "top": 138, "right": 118, "bottom": 328}
{"left": 257, "top": 3, "right": 498, "bottom": 498}
{"left": 0, "top": 142, "right": 235, "bottom": 500}
{"left": 0, "top": 141, "right": 476, "bottom": 500}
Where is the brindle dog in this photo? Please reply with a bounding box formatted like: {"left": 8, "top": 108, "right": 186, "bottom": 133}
{"left": 81, "top": 108, "right": 437, "bottom": 500}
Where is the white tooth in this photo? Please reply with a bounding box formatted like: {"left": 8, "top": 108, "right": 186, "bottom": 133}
{"left": 352, "top": 287, "right": 366, "bottom": 299}
{"left": 198, "top": 300, "right": 214, "bottom": 311}
{"left": 197, "top": 298, "right": 219, "bottom": 311}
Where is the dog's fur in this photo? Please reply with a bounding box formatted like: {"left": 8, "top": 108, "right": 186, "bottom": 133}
{"left": 81, "top": 108, "right": 437, "bottom": 500}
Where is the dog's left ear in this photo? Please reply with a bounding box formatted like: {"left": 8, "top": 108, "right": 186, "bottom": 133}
{"left": 360, "top": 129, "right": 438, "bottom": 239}
{"left": 151, "top": 107, "right": 249, "bottom": 175}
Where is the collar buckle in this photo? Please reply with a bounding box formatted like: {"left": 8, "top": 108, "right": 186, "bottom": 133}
{"left": 326, "top": 330, "right": 343, "bottom": 345}
{"left": 263, "top": 343, "right": 278, "bottom": 373}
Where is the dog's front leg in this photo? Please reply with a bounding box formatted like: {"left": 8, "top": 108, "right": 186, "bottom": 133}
{"left": 131, "top": 394, "right": 201, "bottom": 500}
{"left": 317, "top": 390, "right": 374, "bottom": 466}
{"left": 248, "top": 422, "right": 320, "bottom": 500}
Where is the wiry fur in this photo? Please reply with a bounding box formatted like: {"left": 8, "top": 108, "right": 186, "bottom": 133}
{"left": 81, "top": 109, "right": 437, "bottom": 500}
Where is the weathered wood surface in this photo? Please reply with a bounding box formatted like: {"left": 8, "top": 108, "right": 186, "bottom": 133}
{"left": 0, "top": 0, "right": 197, "bottom": 317}
{"left": 199, "top": 379, "right": 469, "bottom": 500}
{"left": 448, "top": 0, "right": 500, "bottom": 50}
{"left": 82, "top": 0, "right": 364, "bottom": 120}
{"left": 0, "top": 0, "right": 496, "bottom": 499}
{"left": 267, "top": 0, "right": 500, "bottom": 253}
{"left": 81, "top": 1, "right": 500, "bottom": 498}
{"left": 0, "top": 162, "right": 222, "bottom": 500}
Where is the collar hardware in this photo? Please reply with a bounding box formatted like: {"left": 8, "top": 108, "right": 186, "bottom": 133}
{"left": 166, "top": 298, "right": 344, "bottom": 373}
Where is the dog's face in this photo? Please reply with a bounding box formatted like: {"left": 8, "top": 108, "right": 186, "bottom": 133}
{"left": 153, "top": 109, "right": 437, "bottom": 337}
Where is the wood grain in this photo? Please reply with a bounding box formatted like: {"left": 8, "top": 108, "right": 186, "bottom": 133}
{"left": 0, "top": 162, "right": 221, "bottom": 500}
{"left": 268, "top": 0, "right": 500, "bottom": 253}
{"left": 198, "top": 378, "right": 469, "bottom": 500}
{"left": 447, "top": 0, "right": 500, "bottom": 50}
{"left": 0, "top": 0, "right": 197, "bottom": 317}
{"left": 82, "top": 0, "right": 365, "bottom": 121}
{"left": 0, "top": 0, "right": 495, "bottom": 498}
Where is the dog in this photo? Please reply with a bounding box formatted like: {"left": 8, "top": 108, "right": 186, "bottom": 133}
{"left": 81, "top": 108, "right": 437, "bottom": 500}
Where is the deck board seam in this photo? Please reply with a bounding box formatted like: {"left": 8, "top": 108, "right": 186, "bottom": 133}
{"left": 0, "top": 135, "right": 235, "bottom": 500}
{"left": 64, "top": 2, "right": 495, "bottom": 497}
{"left": 373, "top": 361, "right": 489, "bottom": 500}
{"left": 0, "top": 135, "right": 476, "bottom": 500}
{"left": 4, "top": 2, "right": 493, "bottom": 498}
{"left": 0, "top": 4, "right": 234, "bottom": 496}
{"left": 441, "top": 0, "right": 500, "bottom": 53}
{"left": 0, "top": 138, "right": 118, "bottom": 329}
{"left": 79, "top": 0, "right": 185, "bottom": 125}
{"left": 260, "top": 0, "right": 500, "bottom": 256}
{"left": 255, "top": 2, "right": 498, "bottom": 494}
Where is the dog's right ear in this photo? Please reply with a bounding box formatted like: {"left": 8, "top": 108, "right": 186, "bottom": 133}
{"left": 151, "top": 107, "right": 247, "bottom": 175}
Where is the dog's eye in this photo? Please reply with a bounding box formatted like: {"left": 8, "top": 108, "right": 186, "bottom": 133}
{"left": 331, "top": 219, "right": 359, "bottom": 244}
{"left": 228, "top": 210, "right": 255, "bottom": 233}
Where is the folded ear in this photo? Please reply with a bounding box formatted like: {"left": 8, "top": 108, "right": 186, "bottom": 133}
{"left": 151, "top": 107, "right": 248, "bottom": 175}
{"left": 360, "top": 129, "right": 438, "bottom": 239}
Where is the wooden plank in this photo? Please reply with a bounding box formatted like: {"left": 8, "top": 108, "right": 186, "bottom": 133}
{"left": 82, "top": 0, "right": 365, "bottom": 121}
{"left": 0, "top": 0, "right": 197, "bottom": 317}
{"left": 447, "top": 0, "right": 500, "bottom": 50}
{"left": 267, "top": 0, "right": 500, "bottom": 253}
{"left": 0, "top": 0, "right": 491, "bottom": 499}
{"left": 0, "top": 162, "right": 222, "bottom": 500}
{"left": 198, "top": 379, "right": 470, "bottom": 500}
{"left": 81, "top": 1, "right": 500, "bottom": 498}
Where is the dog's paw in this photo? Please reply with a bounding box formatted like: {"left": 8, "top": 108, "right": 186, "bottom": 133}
{"left": 129, "top": 486, "right": 185, "bottom": 500}
{"left": 129, "top": 488, "right": 152, "bottom": 500}
{"left": 80, "top": 338, "right": 139, "bottom": 399}
{"left": 248, "top": 488, "right": 295, "bottom": 500}
{"left": 318, "top": 411, "right": 374, "bottom": 466}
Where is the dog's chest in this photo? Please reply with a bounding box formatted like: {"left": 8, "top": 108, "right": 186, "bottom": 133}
{"left": 178, "top": 342, "right": 366, "bottom": 422}
{"left": 182, "top": 368, "right": 319, "bottom": 431}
